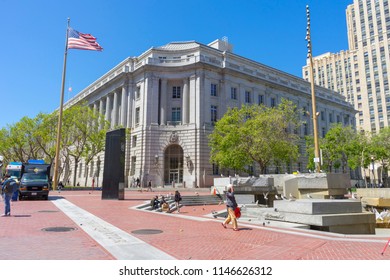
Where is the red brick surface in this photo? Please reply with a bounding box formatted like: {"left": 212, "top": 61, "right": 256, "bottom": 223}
{"left": 1, "top": 190, "right": 389, "bottom": 260}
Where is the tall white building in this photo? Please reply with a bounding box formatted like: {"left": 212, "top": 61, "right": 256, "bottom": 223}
{"left": 303, "top": 0, "right": 390, "bottom": 133}
{"left": 65, "top": 39, "right": 355, "bottom": 188}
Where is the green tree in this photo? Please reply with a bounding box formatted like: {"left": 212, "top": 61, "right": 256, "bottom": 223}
{"left": 306, "top": 123, "right": 370, "bottom": 177}
{"left": 321, "top": 124, "right": 356, "bottom": 173}
{"left": 370, "top": 127, "right": 390, "bottom": 186}
{"left": 34, "top": 112, "right": 58, "bottom": 164}
{"left": 0, "top": 116, "right": 51, "bottom": 164}
{"left": 61, "top": 104, "right": 108, "bottom": 186}
{"left": 209, "top": 99, "right": 301, "bottom": 174}
{"left": 6, "top": 116, "right": 43, "bottom": 162}
{"left": 81, "top": 111, "right": 109, "bottom": 186}
{"left": 0, "top": 128, "right": 13, "bottom": 165}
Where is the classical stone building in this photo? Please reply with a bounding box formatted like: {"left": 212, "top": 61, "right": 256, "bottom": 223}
{"left": 64, "top": 39, "right": 355, "bottom": 188}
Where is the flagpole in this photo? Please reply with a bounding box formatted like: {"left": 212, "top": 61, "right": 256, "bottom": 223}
{"left": 52, "top": 18, "right": 70, "bottom": 190}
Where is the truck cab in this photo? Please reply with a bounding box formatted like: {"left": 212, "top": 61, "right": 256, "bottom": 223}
{"left": 19, "top": 160, "right": 51, "bottom": 200}
{"left": 6, "top": 162, "right": 22, "bottom": 182}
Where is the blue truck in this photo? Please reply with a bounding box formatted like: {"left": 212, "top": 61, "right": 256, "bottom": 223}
{"left": 19, "top": 160, "right": 51, "bottom": 200}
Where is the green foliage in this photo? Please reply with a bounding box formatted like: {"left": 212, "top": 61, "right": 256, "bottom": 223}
{"left": 209, "top": 99, "right": 301, "bottom": 174}
{"left": 61, "top": 103, "right": 109, "bottom": 185}
{"left": 306, "top": 123, "right": 371, "bottom": 174}
{"left": 0, "top": 103, "right": 109, "bottom": 185}
{"left": 370, "top": 127, "right": 390, "bottom": 181}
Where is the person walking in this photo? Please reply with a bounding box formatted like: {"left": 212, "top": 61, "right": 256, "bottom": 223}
{"left": 174, "top": 190, "right": 182, "bottom": 213}
{"left": 57, "top": 181, "right": 64, "bottom": 193}
{"left": 1, "top": 174, "right": 17, "bottom": 217}
{"left": 221, "top": 184, "right": 239, "bottom": 231}
{"left": 147, "top": 180, "right": 153, "bottom": 192}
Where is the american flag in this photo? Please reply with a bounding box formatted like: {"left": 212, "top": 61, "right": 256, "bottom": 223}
{"left": 67, "top": 27, "right": 103, "bottom": 51}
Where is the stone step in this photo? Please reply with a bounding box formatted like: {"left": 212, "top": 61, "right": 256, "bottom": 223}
{"left": 136, "top": 195, "right": 223, "bottom": 212}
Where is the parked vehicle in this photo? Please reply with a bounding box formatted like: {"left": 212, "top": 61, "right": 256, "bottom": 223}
{"left": 19, "top": 160, "right": 51, "bottom": 200}
{"left": 6, "top": 162, "right": 22, "bottom": 181}
{"left": 5, "top": 162, "right": 22, "bottom": 201}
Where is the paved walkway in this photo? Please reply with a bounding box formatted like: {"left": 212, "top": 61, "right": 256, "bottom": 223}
{"left": 1, "top": 189, "right": 390, "bottom": 260}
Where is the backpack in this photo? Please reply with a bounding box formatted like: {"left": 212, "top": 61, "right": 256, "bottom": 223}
{"left": 3, "top": 180, "right": 13, "bottom": 194}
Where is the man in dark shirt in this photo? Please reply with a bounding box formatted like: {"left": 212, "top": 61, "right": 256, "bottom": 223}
{"left": 1, "top": 174, "right": 16, "bottom": 216}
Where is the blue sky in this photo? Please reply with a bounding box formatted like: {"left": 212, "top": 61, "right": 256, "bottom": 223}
{"left": 0, "top": 0, "right": 353, "bottom": 129}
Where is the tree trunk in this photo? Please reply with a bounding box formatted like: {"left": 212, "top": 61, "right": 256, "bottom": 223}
{"left": 73, "top": 158, "right": 79, "bottom": 187}
{"left": 84, "top": 165, "right": 89, "bottom": 187}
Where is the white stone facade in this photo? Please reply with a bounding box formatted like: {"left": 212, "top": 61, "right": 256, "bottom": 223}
{"left": 63, "top": 39, "right": 355, "bottom": 188}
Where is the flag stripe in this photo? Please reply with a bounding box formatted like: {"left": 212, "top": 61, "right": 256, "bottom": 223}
{"left": 67, "top": 27, "right": 103, "bottom": 51}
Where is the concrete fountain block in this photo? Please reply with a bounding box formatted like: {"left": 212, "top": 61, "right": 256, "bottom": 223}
{"left": 274, "top": 199, "right": 363, "bottom": 215}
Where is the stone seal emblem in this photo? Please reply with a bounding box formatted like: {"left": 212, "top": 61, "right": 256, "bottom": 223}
{"left": 169, "top": 132, "right": 179, "bottom": 143}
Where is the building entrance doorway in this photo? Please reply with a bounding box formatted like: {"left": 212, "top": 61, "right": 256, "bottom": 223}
{"left": 164, "top": 145, "right": 183, "bottom": 184}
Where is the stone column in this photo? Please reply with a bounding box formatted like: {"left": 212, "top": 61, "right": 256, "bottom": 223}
{"left": 93, "top": 103, "right": 98, "bottom": 114}
{"left": 121, "top": 85, "right": 128, "bottom": 127}
{"left": 151, "top": 77, "right": 160, "bottom": 124}
{"left": 105, "top": 94, "right": 111, "bottom": 126}
{"left": 112, "top": 90, "right": 119, "bottom": 126}
{"left": 182, "top": 78, "right": 189, "bottom": 124}
{"left": 92, "top": 103, "right": 98, "bottom": 129}
{"left": 99, "top": 99, "right": 104, "bottom": 130}
{"left": 127, "top": 83, "right": 134, "bottom": 128}
{"left": 189, "top": 75, "right": 197, "bottom": 124}
{"left": 160, "top": 79, "right": 167, "bottom": 125}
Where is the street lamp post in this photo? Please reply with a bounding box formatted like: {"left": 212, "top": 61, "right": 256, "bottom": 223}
{"left": 305, "top": 5, "right": 321, "bottom": 173}
{"left": 371, "top": 156, "right": 376, "bottom": 187}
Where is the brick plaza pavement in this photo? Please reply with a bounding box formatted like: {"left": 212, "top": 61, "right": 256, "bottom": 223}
{"left": 1, "top": 189, "right": 390, "bottom": 260}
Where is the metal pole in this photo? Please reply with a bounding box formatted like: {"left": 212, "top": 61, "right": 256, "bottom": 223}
{"left": 52, "top": 18, "right": 70, "bottom": 190}
{"left": 306, "top": 5, "right": 321, "bottom": 173}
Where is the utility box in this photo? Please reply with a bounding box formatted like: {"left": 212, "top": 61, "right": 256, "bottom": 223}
{"left": 102, "top": 128, "right": 126, "bottom": 200}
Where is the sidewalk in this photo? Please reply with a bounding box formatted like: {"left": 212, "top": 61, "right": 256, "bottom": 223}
{"left": 1, "top": 189, "right": 390, "bottom": 260}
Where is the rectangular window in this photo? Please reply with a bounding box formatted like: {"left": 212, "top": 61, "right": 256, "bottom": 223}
{"left": 302, "top": 106, "right": 307, "bottom": 117}
{"left": 245, "top": 91, "right": 252, "bottom": 103}
{"left": 135, "top": 107, "right": 140, "bottom": 125}
{"left": 130, "top": 156, "right": 136, "bottom": 176}
{"left": 258, "top": 95, "right": 264, "bottom": 104}
{"left": 211, "top": 105, "right": 218, "bottom": 123}
{"left": 211, "top": 83, "right": 218, "bottom": 97}
{"left": 304, "top": 123, "right": 308, "bottom": 136}
{"left": 248, "top": 165, "right": 254, "bottom": 176}
{"left": 172, "top": 107, "right": 181, "bottom": 122}
{"left": 136, "top": 86, "right": 141, "bottom": 99}
{"left": 212, "top": 163, "right": 219, "bottom": 175}
{"left": 230, "top": 87, "right": 237, "bottom": 100}
{"left": 270, "top": 97, "right": 276, "bottom": 107}
{"left": 172, "top": 86, "right": 181, "bottom": 98}
{"left": 132, "top": 135, "right": 137, "bottom": 147}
